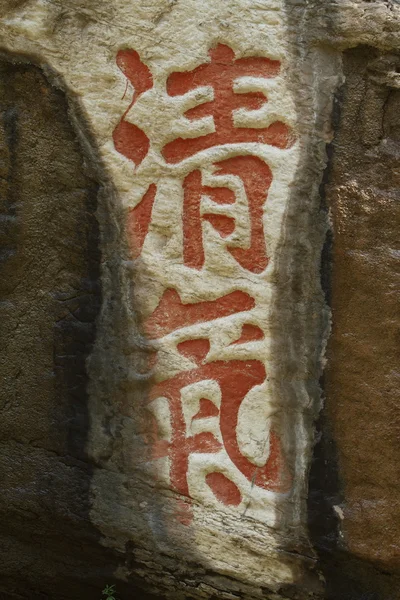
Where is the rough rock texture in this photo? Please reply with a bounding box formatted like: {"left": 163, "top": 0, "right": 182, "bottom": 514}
{"left": 312, "top": 46, "right": 400, "bottom": 600}
{"left": 0, "top": 1, "right": 399, "bottom": 599}
{"left": 0, "top": 58, "right": 130, "bottom": 600}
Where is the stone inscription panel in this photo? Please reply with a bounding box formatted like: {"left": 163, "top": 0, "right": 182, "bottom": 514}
{"left": 113, "top": 42, "right": 296, "bottom": 526}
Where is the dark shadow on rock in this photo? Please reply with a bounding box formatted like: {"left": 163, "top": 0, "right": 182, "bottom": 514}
{"left": 276, "top": 5, "right": 400, "bottom": 597}
{"left": 259, "top": 4, "right": 337, "bottom": 598}
{"left": 0, "top": 53, "right": 162, "bottom": 600}
{"left": 313, "top": 44, "right": 400, "bottom": 600}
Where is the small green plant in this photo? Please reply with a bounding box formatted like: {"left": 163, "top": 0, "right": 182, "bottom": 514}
{"left": 102, "top": 584, "right": 118, "bottom": 600}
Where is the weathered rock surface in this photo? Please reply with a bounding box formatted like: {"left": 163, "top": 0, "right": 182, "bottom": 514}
{"left": 313, "top": 46, "right": 400, "bottom": 599}
{"left": 0, "top": 1, "right": 399, "bottom": 599}
{"left": 0, "top": 58, "right": 104, "bottom": 598}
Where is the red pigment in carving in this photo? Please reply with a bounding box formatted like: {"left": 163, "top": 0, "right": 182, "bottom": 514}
{"left": 177, "top": 339, "right": 210, "bottom": 364}
{"left": 116, "top": 49, "right": 153, "bottom": 97}
{"left": 202, "top": 214, "right": 235, "bottom": 238}
{"left": 127, "top": 183, "right": 157, "bottom": 258}
{"left": 192, "top": 398, "right": 219, "bottom": 421}
{"left": 202, "top": 186, "right": 236, "bottom": 205}
{"left": 113, "top": 121, "right": 150, "bottom": 167}
{"left": 183, "top": 156, "right": 272, "bottom": 272}
{"left": 163, "top": 43, "right": 293, "bottom": 163}
{"left": 185, "top": 91, "right": 265, "bottom": 120}
{"left": 144, "top": 289, "right": 255, "bottom": 339}
{"left": 113, "top": 49, "right": 153, "bottom": 167}
{"left": 206, "top": 472, "right": 242, "bottom": 506}
{"left": 176, "top": 499, "right": 193, "bottom": 526}
{"left": 149, "top": 355, "right": 291, "bottom": 499}
{"left": 231, "top": 324, "right": 265, "bottom": 344}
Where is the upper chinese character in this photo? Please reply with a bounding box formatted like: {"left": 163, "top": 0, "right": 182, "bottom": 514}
{"left": 162, "top": 43, "right": 294, "bottom": 163}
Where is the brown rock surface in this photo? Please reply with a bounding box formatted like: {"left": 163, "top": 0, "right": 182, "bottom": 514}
{"left": 0, "top": 57, "right": 156, "bottom": 600}
{"left": 316, "top": 46, "right": 400, "bottom": 599}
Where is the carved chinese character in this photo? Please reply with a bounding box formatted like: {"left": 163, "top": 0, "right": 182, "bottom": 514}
{"left": 183, "top": 155, "right": 272, "bottom": 272}
{"left": 143, "top": 288, "right": 291, "bottom": 510}
{"left": 148, "top": 335, "right": 291, "bottom": 506}
{"left": 163, "top": 43, "right": 293, "bottom": 163}
{"left": 113, "top": 43, "right": 294, "bottom": 520}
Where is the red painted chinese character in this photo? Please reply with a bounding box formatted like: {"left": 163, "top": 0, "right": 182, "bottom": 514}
{"left": 148, "top": 337, "right": 291, "bottom": 505}
{"left": 183, "top": 155, "right": 272, "bottom": 273}
{"left": 113, "top": 49, "right": 153, "bottom": 167}
{"left": 113, "top": 45, "right": 293, "bottom": 517}
{"left": 163, "top": 43, "right": 294, "bottom": 163}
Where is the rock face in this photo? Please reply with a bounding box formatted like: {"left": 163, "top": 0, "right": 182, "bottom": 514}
{"left": 0, "top": 58, "right": 104, "bottom": 598}
{"left": 0, "top": 1, "right": 399, "bottom": 599}
{"left": 313, "top": 46, "right": 400, "bottom": 599}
